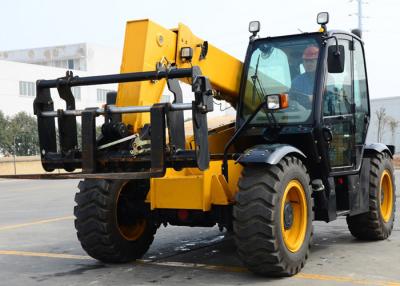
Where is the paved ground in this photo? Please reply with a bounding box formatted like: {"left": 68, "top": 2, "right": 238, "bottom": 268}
{"left": 0, "top": 173, "right": 399, "bottom": 286}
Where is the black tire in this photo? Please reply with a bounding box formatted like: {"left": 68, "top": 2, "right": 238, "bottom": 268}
{"left": 347, "top": 152, "right": 396, "bottom": 240}
{"left": 233, "top": 156, "right": 313, "bottom": 277}
{"left": 74, "top": 179, "right": 157, "bottom": 263}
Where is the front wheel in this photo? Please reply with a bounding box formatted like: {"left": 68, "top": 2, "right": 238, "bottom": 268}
{"left": 74, "top": 179, "right": 157, "bottom": 263}
{"left": 233, "top": 156, "right": 313, "bottom": 277}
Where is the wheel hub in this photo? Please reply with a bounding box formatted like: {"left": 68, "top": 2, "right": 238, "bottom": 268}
{"left": 380, "top": 170, "right": 393, "bottom": 223}
{"left": 284, "top": 202, "right": 294, "bottom": 230}
{"left": 280, "top": 180, "right": 308, "bottom": 253}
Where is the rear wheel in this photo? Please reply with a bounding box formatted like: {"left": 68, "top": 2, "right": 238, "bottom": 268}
{"left": 74, "top": 179, "right": 157, "bottom": 263}
{"left": 347, "top": 152, "right": 396, "bottom": 240}
{"left": 233, "top": 156, "right": 312, "bottom": 277}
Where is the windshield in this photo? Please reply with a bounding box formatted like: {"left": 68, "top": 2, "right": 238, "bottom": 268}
{"left": 241, "top": 35, "right": 321, "bottom": 125}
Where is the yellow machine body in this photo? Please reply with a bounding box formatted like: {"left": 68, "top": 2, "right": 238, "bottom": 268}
{"left": 147, "top": 160, "right": 242, "bottom": 211}
{"left": 116, "top": 19, "right": 244, "bottom": 211}
{"left": 147, "top": 123, "right": 241, "bottom": 210}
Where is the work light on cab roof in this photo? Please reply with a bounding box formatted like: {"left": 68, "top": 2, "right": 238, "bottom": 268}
{"left": 317, "top": 12, "right": 329, "bottom": 32}
{"left": 249, "top": 21, "right": 260, "bottom": 36}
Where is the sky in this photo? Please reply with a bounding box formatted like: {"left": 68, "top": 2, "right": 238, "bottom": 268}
{"left": 0, "top": 0, "right": 398, "bottom": 99}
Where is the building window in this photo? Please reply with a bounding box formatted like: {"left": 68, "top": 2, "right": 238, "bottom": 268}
{"left": 97, "top": 89, "right": 114, "bottom": 103}
{"left": 68, "top": 59, "right": 74, "bottom": 69}
{"left": 72, "top": 86, "right": 81, "bottom": 101}
{"left": 19, "top": 81, "right": 36, "bottom": 97}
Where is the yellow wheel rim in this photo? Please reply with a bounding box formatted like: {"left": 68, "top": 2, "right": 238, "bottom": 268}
{"left": 281, "top": 180, "right": 308, "bottom": 253}
{"left": 380, "top": 170, "right": 393, "bottom": 223}
{"left": 118, "top": 219, "right": 146, "bottom": 241}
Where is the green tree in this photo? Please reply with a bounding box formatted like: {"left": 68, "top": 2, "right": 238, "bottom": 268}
{"left": 0, "top": 111, "right": 102, "bottom": 156}
{"left": 0, "top": 112, "right": 39, "bottom": 156}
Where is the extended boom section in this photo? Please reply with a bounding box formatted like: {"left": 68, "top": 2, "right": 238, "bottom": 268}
{"left": 117, "top": 19, "right": 243, "bottom": 131}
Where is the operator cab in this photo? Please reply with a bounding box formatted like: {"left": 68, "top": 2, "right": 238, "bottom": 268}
{"left": 237, "top": 12, "right": 370, "bottom": 178}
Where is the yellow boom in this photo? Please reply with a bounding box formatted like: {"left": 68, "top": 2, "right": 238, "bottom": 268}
{"left": 116, "top": 19, "right": 243, "bottom": 132}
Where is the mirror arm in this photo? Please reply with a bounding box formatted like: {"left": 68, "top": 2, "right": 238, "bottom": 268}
{"left": 323, "top": 36, "right": 340, "bottom": 56}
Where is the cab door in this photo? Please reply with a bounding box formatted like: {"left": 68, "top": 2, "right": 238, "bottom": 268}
{"left": 352, "top": 38, "right": 370, "bottom": 169}
{"left": 322, "top": 36, "right": 356, "bottom": 172}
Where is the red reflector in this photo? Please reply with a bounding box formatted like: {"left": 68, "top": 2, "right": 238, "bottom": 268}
{"left": 177, "top": 210, "right": 189, "bottom": 221}
{"left": 338, "top": 178, "right": 344, "bottom": 185}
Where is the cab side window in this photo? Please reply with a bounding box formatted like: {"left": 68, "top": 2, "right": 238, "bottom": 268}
{"left": 323, "top": 39, "right": 353, "bottom": 168}
{"left": 353, "top": 40, "right": 369, "bottom": 145}
{"left": 323, "top": 40, "right": 353, "bottom": 116}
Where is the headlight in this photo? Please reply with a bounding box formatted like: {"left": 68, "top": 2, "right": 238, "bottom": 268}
{"left": 266, "top": 93, "right": 289, "bottom": 110}
{"left": 267, "top": 95, "right": 280, "bottom": 110}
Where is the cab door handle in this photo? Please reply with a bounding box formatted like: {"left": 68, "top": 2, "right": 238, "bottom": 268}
{"left": 364, "top": 114, "right": 370, "bottom": 124}
{"left": 322, "top": 127, "right": 333, "bottom": 142}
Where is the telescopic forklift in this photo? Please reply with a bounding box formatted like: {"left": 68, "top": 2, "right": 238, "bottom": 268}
{"left": 1, "top": 12, "right": 396, "bottom": 277}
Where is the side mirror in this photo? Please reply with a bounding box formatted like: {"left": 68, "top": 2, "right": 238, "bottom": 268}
{"left": 328, "top": 45, "right": 345, "bottom": 73}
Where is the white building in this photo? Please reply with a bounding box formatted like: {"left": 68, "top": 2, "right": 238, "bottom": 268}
{"left": 0, "top": 43, "right": 121, "bottom": 116}
{"left": 0, "top": 43, "right": 232, "bottom": 119}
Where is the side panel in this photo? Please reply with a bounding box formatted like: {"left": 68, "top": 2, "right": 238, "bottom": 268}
{"left": 349, "top": 158, "right": 370, "bottom": 216}
{"left": 148, "top": 160, "right": 242, "bottom": 211}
